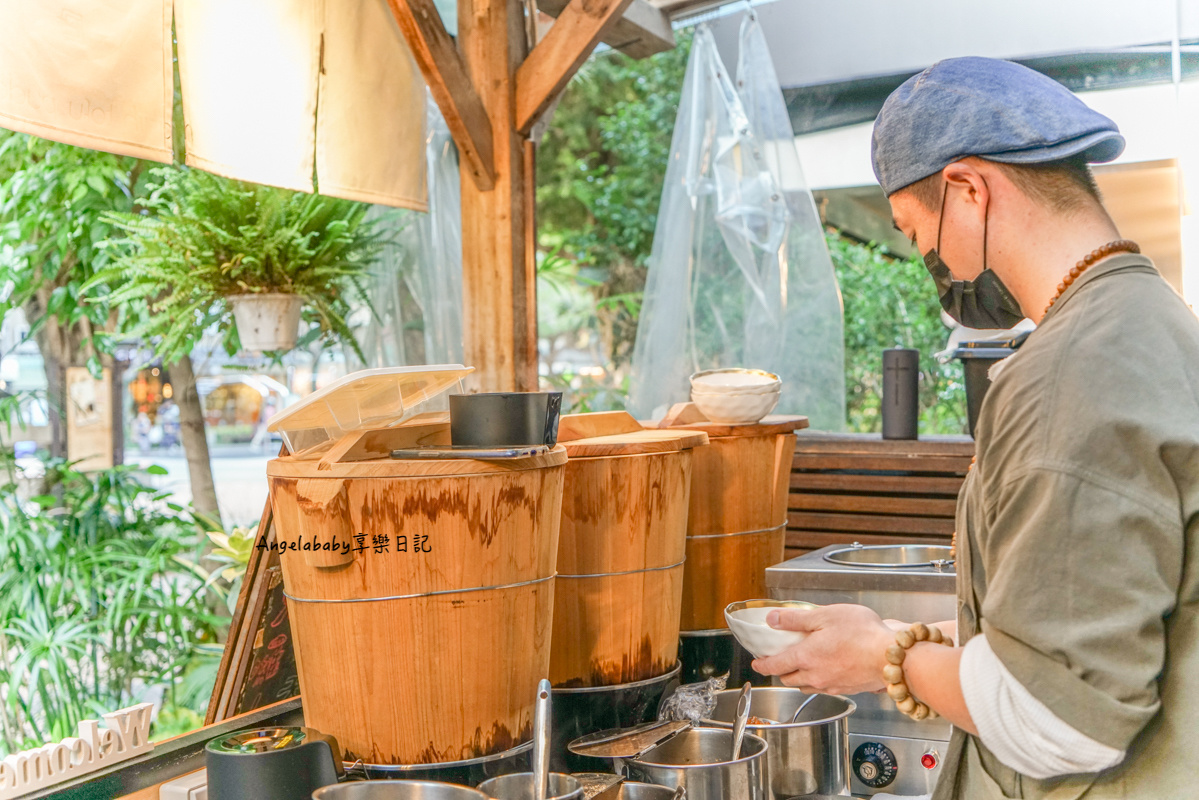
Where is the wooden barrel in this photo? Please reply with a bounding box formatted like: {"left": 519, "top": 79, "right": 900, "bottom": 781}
{"left": 549, "top": 413, "right": 706, "bottom": 687}
{"left": 267, "top": 446, "right": 566, "bottom": 766}
{"left": 671, "top": 416, "right": 806, "bottom": 631}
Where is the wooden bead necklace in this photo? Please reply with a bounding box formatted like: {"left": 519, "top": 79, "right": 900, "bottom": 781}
{"left": 1042, "top": 239, "right": 1140, "bottom": 316}
{"left": 883, "top": 622, "right": 954, "bottom": 720}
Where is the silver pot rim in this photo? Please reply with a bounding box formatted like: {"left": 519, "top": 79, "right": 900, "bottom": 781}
{"left": 700, "top": 689, "right": 857, "bottom": 730}
{"left": 628, "top": 728, "right": 769, "bottom": 768}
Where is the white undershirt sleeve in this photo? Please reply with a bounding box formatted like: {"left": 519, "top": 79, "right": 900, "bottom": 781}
{"left": 959, "top": 634, "right": 1126, "bottom": 779}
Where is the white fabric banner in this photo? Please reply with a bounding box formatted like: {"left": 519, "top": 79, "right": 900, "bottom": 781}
{"left": 0, "top": 0, "right": 173, "bottom": 161}
{"left": 317, "top": 0, "right": 428, "bottom": 210}
{"left": 175, "top": 0, "right": 321, "bottom": 192}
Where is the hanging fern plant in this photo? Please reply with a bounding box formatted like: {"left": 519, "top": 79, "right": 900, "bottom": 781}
{"left": 89, "top": 167, "right": 385, "bottom": 363}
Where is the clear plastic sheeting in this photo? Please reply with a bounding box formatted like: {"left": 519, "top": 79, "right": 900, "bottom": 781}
{"left": 627, "top": 19, "right": 846, "bottom": 430}
{"left": 658, "top": 675, "right": 728, "bottom": 723}
{"left": 349, "top": 93, "right": 464, "bottom": 369}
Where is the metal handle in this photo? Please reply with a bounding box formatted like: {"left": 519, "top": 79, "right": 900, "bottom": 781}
{"left": 731, "top": 682, "right": 751, "bottom": 760}
{"left": 533, "top": 679, "right": 551, "bottom": 800}
{"left": 789, "top": 693, "right": 819, "bottom": 724}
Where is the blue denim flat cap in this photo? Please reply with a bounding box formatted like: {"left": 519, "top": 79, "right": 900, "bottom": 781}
{"left": 871, "top": 56, "right": 1125, "bottom": 196}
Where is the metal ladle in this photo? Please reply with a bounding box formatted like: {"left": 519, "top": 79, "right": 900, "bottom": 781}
{"left": 533, "top": 678, "right": 551, "bottom": 800}
{"left": 789, "top": 693, "right": 820, "bottom": 724}
{"left": 730, "top": 682, "right": 751, "bottom": 760}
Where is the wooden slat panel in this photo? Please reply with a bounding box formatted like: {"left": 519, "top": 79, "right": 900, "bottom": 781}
{"left": 786, "top": 530, "right": 950, "bottom": 551}
{"left": 791, "top": 453, "right": 973, "bottom": 474}
{"left": 788, "top": 511, "right": 956, "bottom": 535}
{"left": 789, "top": 493, "right": 959, "bottom": 517}
{"left": 793, "top": 432, "right": 974, "bottom": 457}
{"left": 790, "top": 472, "right": 965, "bottom": 495}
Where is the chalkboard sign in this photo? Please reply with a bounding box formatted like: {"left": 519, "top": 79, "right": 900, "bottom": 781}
{"left": 234, "top": 567, "right": 299, "bottom": 714}
{"left": 206, "top": 491, "right": 301, "bottom": 725}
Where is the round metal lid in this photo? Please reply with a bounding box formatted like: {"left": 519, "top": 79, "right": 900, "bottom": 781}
{"left": 209, "top": 727, "right": 309, "bottom": 754}
{"left": 823, "top": 543, "right": 954, "bottom": 569}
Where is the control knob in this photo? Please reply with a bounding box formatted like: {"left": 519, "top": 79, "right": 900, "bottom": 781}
{"left": 852, "top": 741, "right": 898, "bottom": 788}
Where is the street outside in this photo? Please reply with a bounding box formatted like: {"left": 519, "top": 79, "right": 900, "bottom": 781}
{"left": 129, "top": 444, "right": 272, "bottom": 528}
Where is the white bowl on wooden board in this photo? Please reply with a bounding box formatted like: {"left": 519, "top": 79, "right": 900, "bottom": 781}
{"left": 690, "top": 368, "right": 781, "bottom": 394}
{"left": 725, "top": 599, "right": 819, "bottom": 659}
{"left": 689, "top": 388, "right": 781, "bottom": 424}
{"left": 689, "top": 368, "right": 782, "bottom": 424}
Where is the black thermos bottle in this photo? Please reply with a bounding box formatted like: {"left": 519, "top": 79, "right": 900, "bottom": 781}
{"left": 882, "top": 348, "right": 919, "bottom": 440}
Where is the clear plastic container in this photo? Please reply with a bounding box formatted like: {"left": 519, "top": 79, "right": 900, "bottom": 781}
{"left": 267, "top": 365, "right": 473, "bottom": 453}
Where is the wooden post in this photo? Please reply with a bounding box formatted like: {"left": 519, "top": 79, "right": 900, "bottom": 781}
{"left": 457, "top": 0, "right": 537, "bottom": 392}
{"left": 388, "top": 0, "right": 645, "bottom": 392}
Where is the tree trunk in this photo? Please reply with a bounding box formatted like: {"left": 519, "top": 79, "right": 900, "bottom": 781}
{"left": 29, "top": 301, "right": 68, "bottom": 458}
{"left": 171, "top": 353, "right": 223, "bottom": 530}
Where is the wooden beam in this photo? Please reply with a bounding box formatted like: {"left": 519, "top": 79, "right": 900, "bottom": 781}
{"left": 515, "top": 0, "right": 637, "bottom": 134}
{"left": 458, "top": 0, "right": 539, "bottom": 392}
{"left": 385, "top": 0, "right": 496, "bottom": 190}
{"left": 537, "top": 0, "right": 673, "bottom": 60}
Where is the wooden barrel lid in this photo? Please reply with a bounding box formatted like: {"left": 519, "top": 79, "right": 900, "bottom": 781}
{"left": 656, "top": 402, "right": 809, "bottom": 437}
{"left": 267, "top": 443, "right": 567, "bottom": 479}
{"left": 557, "top": 411, "right": 709, "bottom": 458}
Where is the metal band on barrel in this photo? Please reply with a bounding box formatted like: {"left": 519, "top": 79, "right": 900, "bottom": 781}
{"left": 556, "top": 559, "right": 686, "bottom": 580}
{"left": 283, "top": 574, "right": 554, "bottom": 604}
{"left": 685, "top": 520, "right": 787, "bottom": 540}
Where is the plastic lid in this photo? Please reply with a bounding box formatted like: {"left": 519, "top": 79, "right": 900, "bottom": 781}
{"left": 268, "top": 365, "right": 473, "bottom": 453}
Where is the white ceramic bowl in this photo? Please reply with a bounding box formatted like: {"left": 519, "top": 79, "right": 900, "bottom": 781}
{"left": 689, "top": 368, "right": 781, "bottom": 395}
{"left": 690, "top": 387, "right": 781, "bottom": 424}
{"left": 725, "top": 600, "right": 818, "bottom": 659}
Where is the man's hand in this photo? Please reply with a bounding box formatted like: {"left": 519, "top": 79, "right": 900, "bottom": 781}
{"left": 751, "top": 604, "right": 895, "bottom": 695}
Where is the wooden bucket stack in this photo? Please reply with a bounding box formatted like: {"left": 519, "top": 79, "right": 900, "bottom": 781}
{"left": 549, "top": 412, "right": 707, "bottom": 688}
{"left": 660, "top": 409, "right": 807, "bottom": 632}
{"left": 267, "top": 420, "right": 566, "bottom": 766}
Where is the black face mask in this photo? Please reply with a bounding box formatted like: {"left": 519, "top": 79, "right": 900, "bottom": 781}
{"left": 922, "top": 182, "right": 1025, "bottom": 329}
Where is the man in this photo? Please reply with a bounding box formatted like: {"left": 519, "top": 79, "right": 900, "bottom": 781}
{"left": 753, "top": 57, "right": 1199, "bottom": 798}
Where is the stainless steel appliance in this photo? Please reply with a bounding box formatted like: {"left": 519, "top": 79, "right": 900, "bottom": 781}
{"left": 703, "top": 688, "right": 854, "bottom": 799}
{"left": 765, "top": 543, "right": 956, "bottom": 797}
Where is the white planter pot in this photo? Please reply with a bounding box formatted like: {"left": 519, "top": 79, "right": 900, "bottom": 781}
{"left": 228, "top": 293, "right": 304, "bottom": 352}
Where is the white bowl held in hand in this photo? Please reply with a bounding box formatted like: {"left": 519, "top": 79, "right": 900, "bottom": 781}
{"left": 725, "top": 599, "right": 819, "bottom": 659}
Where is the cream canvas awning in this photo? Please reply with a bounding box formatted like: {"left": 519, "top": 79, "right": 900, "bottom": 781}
{"left": 0, "top": 0, "right": 174, "bottom": 162}
{"left": 175, "top": 0, "right": 428, "bottom": 209}
{"left": 0, "top": 0, "right": 427, "bottom": 210}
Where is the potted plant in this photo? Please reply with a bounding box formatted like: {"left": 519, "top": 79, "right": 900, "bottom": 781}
{"left": 91, "top": 167, "right": 385, "bottom": 360}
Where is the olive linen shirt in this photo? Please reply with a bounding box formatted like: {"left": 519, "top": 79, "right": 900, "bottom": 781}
{"left": 931, "top": 254, "right": 1199, "bottom": 800}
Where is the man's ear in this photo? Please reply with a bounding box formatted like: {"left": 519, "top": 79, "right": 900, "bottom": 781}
{"left": 941, "top": 160, "right": 990, "bottom": 214}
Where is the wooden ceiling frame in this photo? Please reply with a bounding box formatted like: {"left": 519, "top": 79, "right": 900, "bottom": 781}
{"left": 384, "top": 0, "right": 668, "bottom": 392}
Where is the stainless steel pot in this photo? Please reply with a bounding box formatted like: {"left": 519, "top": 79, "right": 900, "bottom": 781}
{"left": 609, "top": 783, "right": 680, "bottom": 799}
{"left": 702, "top": 689, "right": 854, "bottom": 799}
{"left": 571, "top": 775, "right": 678, "bottom": 800}
{"left": 312, "top": 780, "right": 488, "bottom": 799}
{"left": 477, "top": 771, "right": 583, "bottom": 800}
{"left": 623, "top": 726, "right": 768, "bottom": 800}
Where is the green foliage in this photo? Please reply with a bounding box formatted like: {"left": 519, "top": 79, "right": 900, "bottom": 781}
{"left": 0, "top": 132, "right": 147, "bottom": 366}
{"left": 537, "top": 35, "right": 691, "bottom": 370}
{"left": 91, "top": 167, "right": 386, "bottom": 364}
{"left": 828, "top": 234, "right": 968, "bottom": 434}
{"left": 535, "top": 41, "right": 964, "bottom": 432}
{"left": 0, "top": 453, "right": 233, "bottom": 754}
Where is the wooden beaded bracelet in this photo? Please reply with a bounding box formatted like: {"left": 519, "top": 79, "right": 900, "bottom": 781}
{"left": 882, "top": 622, "right": 954, "bottom": 721}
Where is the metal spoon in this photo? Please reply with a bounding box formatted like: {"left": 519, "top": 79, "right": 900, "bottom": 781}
{"left": 731, "top": 682, "right": 752, "bottom": 761}
{"left": 533, "top": 678, "right": 552, "bottom": 800}
{"left": 789, "top": 693, "right": 820, "bottom": 724}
